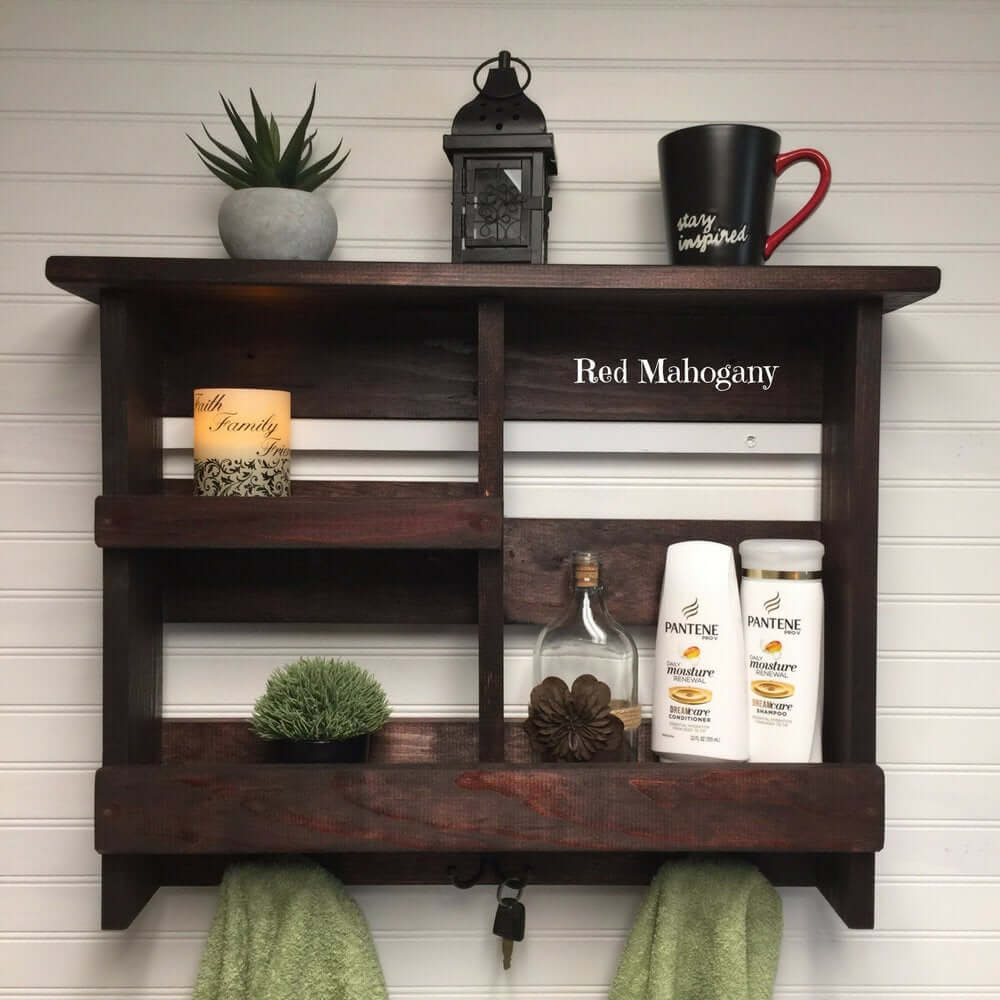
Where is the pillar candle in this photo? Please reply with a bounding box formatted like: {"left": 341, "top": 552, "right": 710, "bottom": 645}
{"left": 193, "top": 388, "right": 291, "bottom": 497}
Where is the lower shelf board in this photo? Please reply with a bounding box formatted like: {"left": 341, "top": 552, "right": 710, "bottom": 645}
{"left": 95, "top": 761, "right": 883, "bottom": 856}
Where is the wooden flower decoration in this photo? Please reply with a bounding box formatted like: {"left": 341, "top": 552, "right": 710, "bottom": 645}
{"left": 524, "top": 674, "right": 625, "bottom": 762}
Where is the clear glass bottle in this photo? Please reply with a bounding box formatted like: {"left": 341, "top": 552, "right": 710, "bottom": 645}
{"left": 528, "top": 552, "right": 640, "bottom": 762}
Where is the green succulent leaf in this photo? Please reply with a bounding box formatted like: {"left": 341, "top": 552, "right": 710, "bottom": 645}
{"left": 276, "top": 83, "right": 316, "bottom": 186}
{"left": 295, "top": 138, "right": 349, "bottom": 190}
{"left": 220, "top": 93, "right": 262, "bottom": 166}
{"left": 249, "top": 89, "right": 275, "bottom": 166}
{"left": 194, "top": 87, "right": 347, "bottom": 190}
{"left": 269, "top": 114, "right": 280, "bottom": 160}
{"left": 200, "top": 124, "right": 253, "bottom": 173}
{"left": 299, "top": 131, "right": 317, "bottom": 170}
{"left": 196, "top": 154, "right": 250, "bottom": 190}
{"left": 188, "top": 134, "right": 254, "bottom": 185}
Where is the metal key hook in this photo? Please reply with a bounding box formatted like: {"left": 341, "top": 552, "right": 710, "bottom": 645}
{"left": 448, "top": 856, "right": 489, "bottom": 890}
{"left": 496, "top": 869, "right": 530, "bottom": 901}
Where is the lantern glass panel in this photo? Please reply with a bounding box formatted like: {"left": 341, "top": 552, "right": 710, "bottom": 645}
{"left": 465, "top": 159, "right": 530, "bottom": 248}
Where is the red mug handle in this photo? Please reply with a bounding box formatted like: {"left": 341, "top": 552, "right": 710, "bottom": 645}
{"left": 764, "top": 148, "right": 832, "bottom": 260}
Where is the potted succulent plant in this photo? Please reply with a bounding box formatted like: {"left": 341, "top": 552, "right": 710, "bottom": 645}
{"left": 251, "top": 657, "right": 391, "bottom": 762}
{"left": 189, "top": 86, "right": 349, "bottom": 260}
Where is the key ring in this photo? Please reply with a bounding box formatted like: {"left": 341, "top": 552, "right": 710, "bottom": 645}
{"left": 497, "top": 876, "right": 525, "bottom": 902}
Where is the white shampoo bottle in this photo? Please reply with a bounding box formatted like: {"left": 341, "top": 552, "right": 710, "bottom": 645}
{"left": 740, "top": 538, "right": 825, "bottom": 763}
{"left": 652, "top": 540, "right": 748, "bottom": 762}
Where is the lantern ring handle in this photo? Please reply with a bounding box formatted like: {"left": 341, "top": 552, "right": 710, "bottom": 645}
{"left": 473, "top": 55, "right": 532, "bottom": 99}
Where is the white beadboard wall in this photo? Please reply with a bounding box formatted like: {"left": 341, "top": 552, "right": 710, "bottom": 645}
{"left": 2, "top": 0, "right": 1000, "bottom": 996}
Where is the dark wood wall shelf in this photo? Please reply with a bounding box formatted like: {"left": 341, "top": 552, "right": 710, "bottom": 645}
{"left": 46, "top": 257, "right": 940, "bottom": 931}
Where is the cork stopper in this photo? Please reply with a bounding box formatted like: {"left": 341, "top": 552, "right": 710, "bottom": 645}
{"left": 572, "top": 551, "right": 600, "bottom": 589}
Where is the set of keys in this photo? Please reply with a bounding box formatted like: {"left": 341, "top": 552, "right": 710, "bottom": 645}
{"left": 491, "top": 876, "right": 526, "bottom": 969}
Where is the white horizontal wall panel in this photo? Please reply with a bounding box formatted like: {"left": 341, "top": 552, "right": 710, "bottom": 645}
{"left": 0, "top": 655, "right": 100, "bottom": 706}
{"left": 2, "top": 934, "right": 1000, "bottom": 990}
{"left": 884, "top": 770, "right": 1000, "bottom": 821}
{"left": 5, "top": 120, "right": 1000, "bottom": 190}
{"left": 3, "top": 880, "right": 999, "bottom": 936}
{"left": 5, "top": 179, "right": 996, "bottom": 249}
{"left": 0, "top": 419, "right": 99, "bottom": 475}
{"left": 163, "top": 649, "right": 479, "bottom": 716}
{"left": 882, "top": 371, "right": 1000, "bottom": 423}
{"left": 883, "top": 313, "right": 1000, "bottom": 366}
{"left": 0, "top": 481, "right": 95, "bottom": 533}
{"left": 877, "top": 714, "right": 1000, "bottom": 765}
{"left": 0, "top": 360, "right": 99, "bottom": 416}
{"left": 162, "top": 419, "right": 821, "bottom": 455}
{"left": 0, "top": 597, "right": 101, "bottom": 648}
{"left": 3, "top": 57, "right": 998, "bottom": 125}
{"left": 0, "top": 540, "right": 100, "bottom": 590}
{"left": 0, "top": 827, "right": 96, "bottom": 877}
{"left": 879, "top": 487, "right": 1000, "bottom": 539}
{"left": 879, "top": 657, "right": 1000, "bottom": 709}
{"left": 879, "top": 429, "right": 1000, "bottom": 480}
{"left": 0, "top": 770, "right": 94, "bottom": 820}
{"left": 0, "top": 713, "right": 100, "bottom": 764}
{"left": 0, "top": 301, "right": 98, "bottom": 356}
{"left": 6, "top": 1, "right": 997, "bottom": 62}
{"left": 879, "top": 825, "right": 1000, "bottom": 877}
{"left": 880, "top": 600, "right": 1000, "bottom": 652}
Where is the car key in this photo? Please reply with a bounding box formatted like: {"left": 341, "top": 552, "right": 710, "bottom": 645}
{"left": 492, "top": 879, "right": 526, "bottom": 970}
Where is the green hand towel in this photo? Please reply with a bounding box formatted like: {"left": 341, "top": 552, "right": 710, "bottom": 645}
{"left": 193, "top": 859, "right": 388, "bottom": 1000}
{"left": 610, "top": 858, "right": 782, "bottom": 1000}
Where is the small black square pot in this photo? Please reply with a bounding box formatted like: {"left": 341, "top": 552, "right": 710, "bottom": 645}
{"left": 273, "top": 734, "right": 371, "bottom": 763}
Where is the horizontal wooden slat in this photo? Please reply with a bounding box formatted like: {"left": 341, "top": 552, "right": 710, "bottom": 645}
{"left": 9, "top": 243, "right": 986, "bottom": 306}
{"left": 94, "top": 760, "right": 884, "bottom": 855}
{"left": 155, "top": 518, "right": 818, "bottom": 624}
{"left": 505, "top": 518, "right": 821, "bottom": 625}
{"left": 95, "top": 495, "right": 502, "bottom": 549}
{"left": 154, "top": 301, "right": 826, "bottom": 422}
{"left": 162, "top": 550, "right": 478, "bottom": 624}
{"left": 46, "top": 258, "right": 939, "bottom": 312}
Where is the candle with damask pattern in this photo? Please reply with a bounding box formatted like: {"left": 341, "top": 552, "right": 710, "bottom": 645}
{"left": 193, "top": 388, "right": 290, "bottom": 497}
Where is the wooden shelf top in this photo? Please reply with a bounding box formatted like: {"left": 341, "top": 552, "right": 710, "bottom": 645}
{"left": 95, "top": 761, "right": 884, "bottom": 856}
{"left": 95, "top": 495, "right": 501, "bottom": 549}
{"left": 47, "top": 256, "right": 939, "bottom": 312}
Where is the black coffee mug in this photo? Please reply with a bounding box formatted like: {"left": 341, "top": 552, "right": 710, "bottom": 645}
{"left": 658, "top": 124, "right": 831, "bottom": 265}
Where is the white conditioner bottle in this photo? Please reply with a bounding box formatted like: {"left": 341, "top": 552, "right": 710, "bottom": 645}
{"left": 652, "top": 540, "right": 748, "bottom": 762}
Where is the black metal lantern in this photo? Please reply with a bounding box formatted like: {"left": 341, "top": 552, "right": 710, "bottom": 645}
{"left": 444, "top": 51, "right": 557, "bottom": 264}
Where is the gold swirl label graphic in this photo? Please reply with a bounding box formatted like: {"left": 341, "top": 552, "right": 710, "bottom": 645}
{"left": 668, "top": 686, "right": 713, "bottom": 706}
{"left": 751, "top": 680, "right": 795, "bottom": 699}
{"left": 762, "top": 639, "right": 782, "bottom": 655}
{"left": 682, "top": 646, "right": 701, "bottom": 660}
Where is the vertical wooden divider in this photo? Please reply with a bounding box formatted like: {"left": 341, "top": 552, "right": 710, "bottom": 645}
{"left": 477, "top": 299, "right": 505, "bottom": 762}
{"left": 818, "top": 298, "right": 883, "bottom": 928}
{"left": 98, "top": 292, "right": 164, "bottom": 929}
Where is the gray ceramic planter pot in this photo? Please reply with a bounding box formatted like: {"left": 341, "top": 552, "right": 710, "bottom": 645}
{"left": 218, "top": 188, "right": 338, "bottom": 260}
